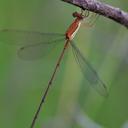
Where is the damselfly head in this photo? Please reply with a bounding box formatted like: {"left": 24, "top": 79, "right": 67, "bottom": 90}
{"left": 72, "top": 12, "right": 85, "bottom": 19}
{"left": 72, "top": 10, "right": 89, "bottom": 19}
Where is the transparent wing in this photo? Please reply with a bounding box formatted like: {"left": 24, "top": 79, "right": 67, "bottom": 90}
{"left": 71, "top": 41, "right": 108, "bottom": 96}
{"left": 83, "top": 12, "right": 99, "bottom": 27}
{"left": 0, "top": 29, "right": 64, "bottom": 45}
{"left": 18, "top": 38, "right": 65, "bottom": 60}
{"left": 87, "top": 13, "right": 99, "bottom": 27}
{"left": 0, "top": 29, "right": 65, "bottom": 60}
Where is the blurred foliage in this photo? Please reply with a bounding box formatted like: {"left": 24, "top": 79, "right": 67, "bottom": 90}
{"left": 0, "top": 0, "right": 128, "bottom": 128}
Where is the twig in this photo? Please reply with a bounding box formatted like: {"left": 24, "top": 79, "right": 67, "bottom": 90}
{"left": 61, "top": 0, "right": 128, "bottom": 28}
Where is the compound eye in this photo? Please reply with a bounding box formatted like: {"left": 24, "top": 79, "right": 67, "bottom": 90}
{"left": 72, "top": 12, "right": 78, "bottom": 17}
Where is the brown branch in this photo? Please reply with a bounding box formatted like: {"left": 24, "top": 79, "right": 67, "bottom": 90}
{"left": 61, "top": 0, "right": 128, "bottom": 28}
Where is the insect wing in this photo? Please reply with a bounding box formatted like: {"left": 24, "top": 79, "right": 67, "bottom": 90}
{"left": 0, "top": 29, "right": 64, "bottom": 45}
{"left": 18, "top": 38, "right": 65, "bottom": 60}
{"left": 71, "top": 41, "right": 108, "bottom": 96}
{"left": 0, "top": 29, "right": 65, "bottom": 60}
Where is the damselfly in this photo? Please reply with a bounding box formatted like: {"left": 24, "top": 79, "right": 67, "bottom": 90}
{"left": 0, "top": 10, "right": 108, "bottom": 128}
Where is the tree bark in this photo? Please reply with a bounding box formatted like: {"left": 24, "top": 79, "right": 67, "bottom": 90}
{"left": 61, "top": 0, "right": 128, "bottom": 28}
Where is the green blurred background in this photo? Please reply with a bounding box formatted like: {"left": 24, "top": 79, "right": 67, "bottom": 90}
{"left": 0, "top": 0, "right": 128, "bottom": 128}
